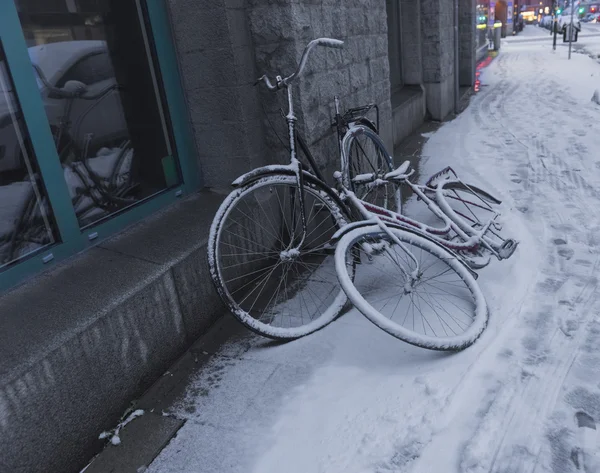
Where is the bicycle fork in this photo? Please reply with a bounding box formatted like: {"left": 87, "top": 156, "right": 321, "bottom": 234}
{"left": 338, "top": 176, "right": 421, "bottom": 291}
{"left": 371, "top": 218, "right": 421, "bottom": 294}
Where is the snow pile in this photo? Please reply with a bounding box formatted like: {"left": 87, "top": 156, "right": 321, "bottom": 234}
{"left": 98, "top": 409, "right": 144, "bottom": 446}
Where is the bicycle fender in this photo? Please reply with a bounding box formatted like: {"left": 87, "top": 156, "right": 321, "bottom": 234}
{"left": 331, "top": 221, "right": 379, "bottom": 242}
{"left": 231, "top": 164, "right": 297, "bottom": 187}
{"left": 332, "top": 222, "right": 479, "bottom": 280}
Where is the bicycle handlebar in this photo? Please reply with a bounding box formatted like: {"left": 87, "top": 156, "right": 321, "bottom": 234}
{"left": 256, "top": 37, "right": 344, "bottom": 90}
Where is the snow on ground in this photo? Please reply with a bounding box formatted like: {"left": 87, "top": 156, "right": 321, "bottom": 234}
{"left": 147, "top": 39, "right": 600, "bottom": 473}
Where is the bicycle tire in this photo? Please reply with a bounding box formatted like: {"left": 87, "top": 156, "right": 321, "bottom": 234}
{"left": 209, "top": 174, "right": 352, "bottom": 340}
{"left": 341, "top": 125, "right": 402, "bottom": 212}
{"left": 335, "top": 226, "right": 488, "bottom": 351}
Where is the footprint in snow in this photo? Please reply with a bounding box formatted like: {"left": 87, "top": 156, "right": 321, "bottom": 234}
{"left": 558, "top": 247, "right": 575, "bottom": 260}
{"left": 571, "top": 412, "right": 599, "bottom": 472}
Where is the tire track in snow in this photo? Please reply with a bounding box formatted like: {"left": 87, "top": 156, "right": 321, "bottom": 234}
{"left": 471, "top": 272, "right": 599, "bottom": 473}
{"left": 457, "top": 48, "right": 600, "bottom": 473}
{"left": 411, "top": 46, "right": 600, "bottom": 473}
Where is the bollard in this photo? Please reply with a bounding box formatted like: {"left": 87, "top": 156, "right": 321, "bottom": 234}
{"left": 494, "top": 26, "right": 502, "bottom": 51}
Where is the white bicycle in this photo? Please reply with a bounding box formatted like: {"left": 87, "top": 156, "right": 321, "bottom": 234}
{"left": 208, "top": 38, "right": 517, "bottom": 351}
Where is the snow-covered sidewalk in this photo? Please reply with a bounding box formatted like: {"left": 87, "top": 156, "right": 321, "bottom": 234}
{"left": 147, "top": 42, "right": 600, "bottom": 473}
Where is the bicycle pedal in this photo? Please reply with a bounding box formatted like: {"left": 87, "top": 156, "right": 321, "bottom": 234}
{"left": 498, "top": 239, "right": 518, "bottom": 259}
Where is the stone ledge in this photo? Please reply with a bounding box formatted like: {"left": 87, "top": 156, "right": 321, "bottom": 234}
{"left": 391, "top": 85, "right": 427, "bottom": 147}
{"left": 0, "top": 189, "right": 227, "bottom": 473}
{"left": 391, "top": 85, "right": 425, "bottom": 110}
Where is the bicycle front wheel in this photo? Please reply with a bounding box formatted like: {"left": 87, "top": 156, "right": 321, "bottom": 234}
{"left": 335, "top": 226, "right": 488, "bottom": 351}
{"left": 209, "top": 175, "right": 351, "bottom": 340}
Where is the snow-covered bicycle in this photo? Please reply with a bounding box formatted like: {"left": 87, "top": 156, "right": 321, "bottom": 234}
{"left": 0, "top": 80, "right": 136, "bottom": 265}
{"left": 208, "top": 38, "right": 518, "bottom": 350}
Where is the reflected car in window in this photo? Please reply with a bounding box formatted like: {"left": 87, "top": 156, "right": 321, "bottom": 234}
{"left": 0, "top": 40, "right": 128, "bottom": 174}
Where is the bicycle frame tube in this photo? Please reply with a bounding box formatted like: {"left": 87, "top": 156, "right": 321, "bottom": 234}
{"left": 296, "top": 134, "right": 325, "bottom": 183}
{"left": 284, "top": 85, "right": 310, "bottom": 251}
{"left": 339, "top": 185, "right": 419, "bottom": 280}
{"left": 334, "top": 96, "right": 345, "bottom": 159}
{"left": 339, "top": 173, "right": 496, "bottom": 256}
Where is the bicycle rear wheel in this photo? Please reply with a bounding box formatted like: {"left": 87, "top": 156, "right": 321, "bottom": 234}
{"left": 335, "top": 226, "right": 488, "bottom": 351}
{"left": 342, "top": 125, "right": 401, "bottom": 212}
{"left": 209, "top": 174, "right": 351, "bottom": 340}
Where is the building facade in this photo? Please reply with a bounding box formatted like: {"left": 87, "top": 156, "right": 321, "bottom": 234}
{"left": 0, "top": 1, "right": 481, "bottom": 471}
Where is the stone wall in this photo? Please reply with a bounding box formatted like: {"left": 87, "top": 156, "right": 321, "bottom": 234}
{"left": 459, "top": 0, "right": 476, "bottom": 87}
{"left": 167, "top": 0, "right": 268, "bottom": 190}
{"left": 400, "top": 0, "right": 423, "bottom": 86}
{"left": 420, "top": 0, "right": 457, "bottom": 120}
{"left": 248, "top": 0, "right": 394, "bottom": 182}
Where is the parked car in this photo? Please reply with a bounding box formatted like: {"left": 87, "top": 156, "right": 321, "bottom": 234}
{"left": 0, "top": 40, "right": 128, "bottom": 174}
{"left": 582, "top": 13, "right": 595, "bottom": 22}
{"left": 557, "top": 8, "right": 582, "bottom": 33}
{"left": 540, "top": 15, "right": 554, "bottom": 29}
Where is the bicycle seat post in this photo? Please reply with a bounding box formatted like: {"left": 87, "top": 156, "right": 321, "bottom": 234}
{"left": 284, "top": 84, "right": 299, "bottom": 165}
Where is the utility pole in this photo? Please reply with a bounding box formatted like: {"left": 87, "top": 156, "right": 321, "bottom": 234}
{"left": 568, "top": 0, "right": 575, "bottom": 59}
{"left": 553, "top": 0, "right": 558, "bottom": 50}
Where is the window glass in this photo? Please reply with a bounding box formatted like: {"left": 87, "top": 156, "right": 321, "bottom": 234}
{"left": 0, "top": 44, "right": 58, "bottom": 270}
{"left": 58, "top": 52, "right": 114, "bottom": 87}
{"left": 18, "top": 0, "right": 181, "bottom": 229}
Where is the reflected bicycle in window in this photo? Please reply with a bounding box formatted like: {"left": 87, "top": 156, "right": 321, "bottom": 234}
{"left": 0, "top": 45, "right": 57, "bottom": 268}
{"left": 0, "top": 0, "right": 184, "bottom": 272}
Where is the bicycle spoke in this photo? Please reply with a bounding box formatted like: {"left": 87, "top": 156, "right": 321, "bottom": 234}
{"left": 212, "top": 177, "right": 349, "bottom": 338}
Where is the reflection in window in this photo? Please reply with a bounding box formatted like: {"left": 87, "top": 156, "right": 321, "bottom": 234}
{"left": 18, "top": 0, "right": 181, "bottom": 229}
{"left": 0, "top": 44, "right": 57, "bottom": 269}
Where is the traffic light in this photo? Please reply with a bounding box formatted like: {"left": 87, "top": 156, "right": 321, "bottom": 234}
{"left": 579, "top": 7, "right": 585, "bottom": 13}
{"left": 557, "top": 8, "right": 562, "bottom": 14}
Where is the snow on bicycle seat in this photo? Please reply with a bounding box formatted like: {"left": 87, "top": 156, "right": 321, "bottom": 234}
{"left": 384, "top": 160, "right": 411, "bottom": 180}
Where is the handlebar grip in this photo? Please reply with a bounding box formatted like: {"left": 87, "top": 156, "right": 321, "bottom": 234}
{"left": 256, "top": 38, "right": 344, "bottom": 91}
{"left": 315, "top": 38, "right": 344, "bottom": 49}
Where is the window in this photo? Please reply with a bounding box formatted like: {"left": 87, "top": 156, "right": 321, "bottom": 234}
{"left": 0, "top": 43, "right": 58, "bottom": 270}
{"left": 19, "top": 0, "right": 182, "bottom": 229}
{"left": 0, "top": 0, "right": 197, "bottom": 291}
{"left": 386, "top": 0, "right": 403, "bottom": 94}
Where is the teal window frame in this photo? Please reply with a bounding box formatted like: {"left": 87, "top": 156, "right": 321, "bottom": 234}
{"left": 0, "top": 0, "right": 200, "bottom": 292}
